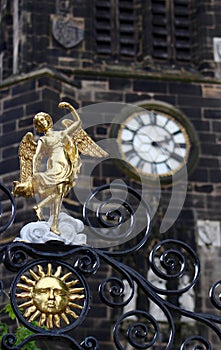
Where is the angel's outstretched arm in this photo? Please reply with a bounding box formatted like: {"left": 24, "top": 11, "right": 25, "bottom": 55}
{"left": 59, "top": 102, "right": 82, "bottom": 136}
{"left": 64, "top": 120, "right": 81, "bottom": 136}
{"left": 58, "top": 102, "right": 80, "bottom": 121}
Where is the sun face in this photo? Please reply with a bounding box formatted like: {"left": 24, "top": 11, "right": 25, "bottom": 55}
{"left": 16, "top": 263, "right": 85, "bottom": 329}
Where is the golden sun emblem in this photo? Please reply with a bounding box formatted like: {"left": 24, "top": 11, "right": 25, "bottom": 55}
{"left": 16, "top": 263, "right": 85, "bottom": 329}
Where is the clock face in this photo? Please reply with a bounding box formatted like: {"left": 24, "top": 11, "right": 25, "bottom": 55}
{"left": 117, "top": 110, "right": 191, "bottom": 180}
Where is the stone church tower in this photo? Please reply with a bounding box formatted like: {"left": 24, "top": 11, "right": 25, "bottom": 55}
{"left": 0, "top": 0, "right": 221, "bottom": 348}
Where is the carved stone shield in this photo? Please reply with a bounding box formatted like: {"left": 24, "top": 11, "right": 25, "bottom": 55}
{"left": 52, "top": 16, "right": 84, "bottom": 49}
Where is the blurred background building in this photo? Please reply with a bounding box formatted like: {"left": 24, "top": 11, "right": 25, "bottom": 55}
{"left": 0, "top": 0, "right": 221, "bottom": 348}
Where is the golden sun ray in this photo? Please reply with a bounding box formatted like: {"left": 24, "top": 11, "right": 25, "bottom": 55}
{"left": 69, "top": 287, "right": 85, "bottom": 294}
{"left": 69, "top": 294, "right": 85, "bottom": 301}
{"left": 16, "top": 292, "right": 32, "bottom": 299}
{"left": 53, "top": 266, "right": 62, "bottom": 278}
{"left": 68, "top": 302, "right": 83, "bottom": 309}
{"left": 16, "top": 264, "right": 85, "bottom": 330}
{"left": 47, "top": 314, "right": 53, "bottom": 329}
{"left": 16, "top": 283, "right": 32, "bottom": 291}
{"left": 61, "top": 312, "right": 70, "bottom": 325}
{"left": 29, "top": 269, "right": 40, "bottom": 281}
{"left": 29, "top": 310, "right": 41, "bottom": 322}
{"left": 54, "top": 314, "right": 60, "bottom": 328}
{"left": 24, "top": 305, "right": 36, "bottom": 318}
{"left": 60, "top": 272, "right": 72, "bottom": 281}
{"left": 39, "top": 313, "right": 46, "bottom": 326}
{"left": 37, "top": 265, "right": 45, "bottom": 277}
{"left": 66, "top": 307, "right": 78, "bottom": 319}
{"left": 47, "top": 263, "right": 52, "bottom": 276}
{"left": 19, "top": 300, "right": 34, "bottom": 308}
{"left": 20, "top": 276, "right": 35, "bottom": 286}
{"left": 66, "top": 280, "right": 79, "bottom": 288}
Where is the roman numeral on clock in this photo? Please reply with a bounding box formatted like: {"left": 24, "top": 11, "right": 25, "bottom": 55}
{"left": 175, "top": 143, "right": 186, "bottom": 149}
{"left": 149, "top": 112, "right": 157, "bottom": 125}
{"left": 173, "top": 130, "right": 182, "bottom": 136}
{"left": 136, "top": 115, "right": 145, "bottom": 126}
{"left": 165, "top": 161, "right": 172, "bottom": 171}
{"left": 125, "top": 149, "right": 137, "bottom": 161}
{"left": 170, "top": 152, "right": 183, "bottom": 163}
{"left": 137, "top": 159, "right": 146, "bottom": 170}
{"left": 124, "top": 125, "right": 136, "bottom": 133}
{"left": 122, "top": 140, "right": 133, "bottom": 146}
{"left": 151, "top": 162, "right": 157, "bottom": 174}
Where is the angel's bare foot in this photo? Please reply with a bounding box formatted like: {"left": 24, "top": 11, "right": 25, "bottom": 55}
{"left": 50, "top": 225, "right": 61, "bottom": 235}
{"left": 33, "top": 206, "right": 42, "bottom": 221}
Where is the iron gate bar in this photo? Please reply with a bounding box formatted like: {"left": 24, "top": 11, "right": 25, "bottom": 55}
{"left": 0, "top": 183, "right": 16, "bottom": 233}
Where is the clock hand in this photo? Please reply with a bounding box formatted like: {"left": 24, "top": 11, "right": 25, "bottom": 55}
{"left": 135, "top": 133, "right": 152, "bottom": 144}
{"left": 157, "top": 136, "right": 172, "bottom": 144}
{"left": 136, "top": 131, "right": 169, "bottom": 144}
{"left": 152, "top": 140, "right": 184, "bottom": 164}
{"left": 147, "top": 134, "right": 174, "bottom": 159}
{"left": 134, "top": 131, "right": 178, "bottom": 162}
{"left": 136, "top": 130, "right": 172, "bottom": 144}
{"left": 151, "top": 142, "right": 169, "bottom": 155}
{"left": 135, "top": 133, "right": 171, "bottom": 159}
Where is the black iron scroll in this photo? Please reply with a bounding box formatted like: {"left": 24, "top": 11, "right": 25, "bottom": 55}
{"left": 0, "top": 183, "right": 16, "bottom": 233}
{"left": 0, "top": 182, "right": 221, "bottom": 349}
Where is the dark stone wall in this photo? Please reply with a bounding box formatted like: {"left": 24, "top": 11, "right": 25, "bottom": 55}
{"left": 27, "top": 1, "right": 221, "bottom": 74}
{"left": 1, "top": 0, "right": 221, "bottom": 348}
{"left": 2, "top": 0, "right": 221, "bottom": 78}
{"left": 1, "top": 71, "right": 221, "bottom": 347}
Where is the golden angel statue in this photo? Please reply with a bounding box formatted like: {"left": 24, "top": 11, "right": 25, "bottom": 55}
{"left": 13, "top": 102, "right": 108, "bottom": 235}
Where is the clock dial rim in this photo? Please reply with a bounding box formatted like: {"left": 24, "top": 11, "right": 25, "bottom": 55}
{"left": 117, "top": 110, "right": 191, "bottom": 178}
{"left": 109, "top": 101, "right": 200, "bottom": 186}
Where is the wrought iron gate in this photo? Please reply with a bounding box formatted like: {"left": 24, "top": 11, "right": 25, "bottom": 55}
{"left": 0, "top": 182, "right": 221, "bottom": 349}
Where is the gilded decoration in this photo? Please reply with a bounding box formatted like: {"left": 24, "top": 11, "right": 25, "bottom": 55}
{"left": 13, "top": 102, "right": 108, "bottom": 236}
{"left": 16, "top": 263, "right": 85, "bottom": 329}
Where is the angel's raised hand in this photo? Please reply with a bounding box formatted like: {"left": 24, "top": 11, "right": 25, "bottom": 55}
{"left": 58, "top": 102, "right": 72, "bottom": 110}
{"left": 58, "top": 102, "right": 80, "bottom": 122}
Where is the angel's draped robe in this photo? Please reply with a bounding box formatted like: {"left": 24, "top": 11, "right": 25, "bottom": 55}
{"left": 33, "top": 131, "right": 80, "bottom": 197}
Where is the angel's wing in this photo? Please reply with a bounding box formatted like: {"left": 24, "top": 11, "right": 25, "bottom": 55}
{"left": 62, "top": 119, "right": 108, "bottom": 158}
{"left": 18, "top": 132, "right": 37, "bottom": 182}
{"left": 72, "top": 128, "right": 108, "bottom": 157}
{"left": 13, "top": 132, "right": 37, "bottom": 197}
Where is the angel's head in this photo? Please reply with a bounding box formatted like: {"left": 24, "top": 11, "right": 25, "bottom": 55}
{"left": 34, "top": 112, "right": 53, "bottom": 133}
